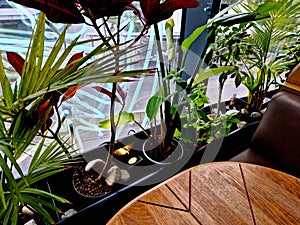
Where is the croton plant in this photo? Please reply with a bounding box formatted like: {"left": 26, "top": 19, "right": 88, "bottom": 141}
{"left": 9, "top": 0, "right": 200, "bottom": 25}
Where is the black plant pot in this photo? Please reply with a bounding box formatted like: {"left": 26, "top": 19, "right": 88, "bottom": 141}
{"left": 35, "top": 130, "right": 189, "bottom": 225}
{"left": 37, "top": 91, "right": 277, "bottom": 225}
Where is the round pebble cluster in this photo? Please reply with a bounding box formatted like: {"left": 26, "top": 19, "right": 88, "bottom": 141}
{"left": 73, "top": 165, "right": 112, "bottom": 197}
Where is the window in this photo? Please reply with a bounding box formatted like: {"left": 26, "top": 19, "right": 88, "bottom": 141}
{"left": 0, "top": 1, "right": 183, "bottom": 152}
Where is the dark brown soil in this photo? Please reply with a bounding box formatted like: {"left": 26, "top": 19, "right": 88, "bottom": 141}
{"left": 144, "top": 137, "right": 179, "bottom": 163}
{"left": 72, "top": 165, "right": 112, "bottom": 198}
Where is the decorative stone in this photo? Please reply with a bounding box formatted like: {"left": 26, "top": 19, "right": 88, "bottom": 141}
{"left": 237, "top": 121, "right": 247, "bottom": 129}
{"left": 24, "top": 219, "right": 37, "bottom": 225}
{"left": 226, "top": 109, "right": 239, "bottom": 116}
{"left": 241, "top": 108, "right": 249, "bottom": 115}
{"left": 120, "top": 169, "right": 131, "bottom": 181}
{"left": 22, "top": 205, "right": 34, "bottom": 216}
{"left": 85, "top": 159, "right": 105, "bottom": 173}
{"left": 61, "top": 209, "right": 77, "bottom": 220}
{"left": 250, "top": 112, "right": 262, "bottom": 118}
{"left": 260, "top": 108, "right": 267, "bottom": 114}
{"left": 105, "top": 166, "right": 121, "bottom": 186}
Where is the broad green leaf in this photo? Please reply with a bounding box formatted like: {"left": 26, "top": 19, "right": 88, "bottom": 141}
{"left": 182, "top": 0, "right": 245, "bottom": 52}
{"left": 197, "top": 109, "right": 210, "bottom": 123}
{"left": 99, "top": 112, "right": 134, "bottom": 129}
{"left": 146, "top": 87, "right": 164, "bottom": 121}
{"left": 173, "top": 128, "right": 181, "bottom": 138}
{"left": 255, "top": 1, "right": 282, "bottom": 19}
{"left": 182, "top": 23, "right": 211, "bottom": 52}
{"left": 192, "top": 66, "right": 233, "bottom": 87}
{"left": 213, "top": 12, "right": 258, "bottom": 27}
{"left": 165, "top": 19, "right": 176, "bottom": 61}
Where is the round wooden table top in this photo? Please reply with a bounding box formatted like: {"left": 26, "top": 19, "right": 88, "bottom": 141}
{"left": 107, "top": 162, "right": 300, "bottom": 225}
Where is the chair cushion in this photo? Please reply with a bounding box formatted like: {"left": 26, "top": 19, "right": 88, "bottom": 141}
{"left": 230, "top": 148, "right": 278, "bottom": 169}
{"left": 249, "top": 91, "right": 300, "bottom": 177}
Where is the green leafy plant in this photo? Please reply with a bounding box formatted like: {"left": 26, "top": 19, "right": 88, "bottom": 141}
{"left": 142, "top": 14, "right": 239, "bottom": 154}
{"left": 207, "top": 0, "right": 300, "bottom": 112}
{"left": 1, "top": 1, "right": 201, "bottom": 221}
{"left": 0, "top": 6, "right": 151, "bottom": 224}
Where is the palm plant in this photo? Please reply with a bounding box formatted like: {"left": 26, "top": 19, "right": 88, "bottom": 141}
{"left": 0, "top": 9, "right": 150, "bottom": 224}
{"left": 228, "top": 0, "right": 300, "bottom": 111}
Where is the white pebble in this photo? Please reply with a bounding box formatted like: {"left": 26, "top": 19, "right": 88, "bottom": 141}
{"left": 241, "top": 108, "right": 249, "bottom": 115}
{"left": 226, "top": 109, "right": 239, "bottom": 116}
{"left": 61, "top": 209, "right": 77, "bottom": 219}
{"left": 105, "top": 166, "right": 121, "bottom": 186}
{"left": 120, "top": 169, "right": 131, "bottom": 181}
{"left": 24, "top": 219, "right": 37, "bottom": 225}
{"left": 237, "top": 121, "right": 247, "bottom": 129}
{"left": 22, "top": 206, "right": 34, "bottom": 216}
{"left": 85, "top": 159, "right": 105, "bottom": 173}
{"left": 250, "top": 112, "right": 261, "bottom": 118}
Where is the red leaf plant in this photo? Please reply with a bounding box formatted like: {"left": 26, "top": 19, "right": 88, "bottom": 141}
{"left": 6, "top": 52, "right": 25, "bottom": 76}
{"left": 9, "top": 0, "right": 200, "bottom": 26}
{"left": 9, "top": 0, "right": 84, "bottom": 23}
{"left": 140, "top": 0, "right": 200, "bottom": 25}
{"left": 79, "top": 0, "right": 134, "bottom": 19}
{"left": 6, "top": 50, "right": 86, "bottom": 133}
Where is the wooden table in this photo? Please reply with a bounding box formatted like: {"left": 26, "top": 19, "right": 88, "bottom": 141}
{"left": 107, "top": 162, "right": 300, "bottom": 225}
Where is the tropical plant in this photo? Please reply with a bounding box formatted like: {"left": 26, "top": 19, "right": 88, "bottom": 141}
{"left": 100, "top": 3, "right": 258, "bottom": 157}
{"left": 0, "top": 5, "right": 151, "bottom": 224}
{"left": 139, "top": 14, "right": 240, "bottom": 155}
{"left": 141, "top": 0, "right": 272, "bottom": 152}
{"left": 208, "top": 0, "right": 300, "bottom": 112}
{"left": 0, "top": 1, "right": 202, "bottom": 222}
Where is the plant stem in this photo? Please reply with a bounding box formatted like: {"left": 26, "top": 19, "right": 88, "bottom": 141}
{"left": 134, "top": 120, "right": 151, "bottom": 137}
{"left": 215, "top": 82, "right": 224, "bottom": 120}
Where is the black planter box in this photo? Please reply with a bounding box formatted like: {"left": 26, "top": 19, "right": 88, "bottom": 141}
{"left": 34, "top": 130, "right": 189, "bottom": 225}
{"left": 32, "top": 90, "right": 276, "bottom": 224}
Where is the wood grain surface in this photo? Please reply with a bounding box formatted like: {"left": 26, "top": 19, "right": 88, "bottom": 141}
{"left": 107, "top": 162, "right": 300, "bottom": 225}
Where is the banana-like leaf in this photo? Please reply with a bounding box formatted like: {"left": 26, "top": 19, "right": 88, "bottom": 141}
{"left": 191, "top": 66, "right": 233, "bottom": 87}
{"left": 99, "top": 112, "right": 135, "bottom": 129}
{"left": 165, "top": 19, "right": 176, "bottom": 61}
{"left": 146, "top": 86, "right": 164, "bottom": 121}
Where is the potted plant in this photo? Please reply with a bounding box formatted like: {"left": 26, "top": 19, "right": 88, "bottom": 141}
{"left": 187, "top": 0, "right": 300, "bottom": 163}
{"left": 96, "top": 3, "right": 254, "bottom": 165}
{"left": 206, "top": 0, "right": 300, "bottom": 114}
{"left": 1, "top": 0, "right": 202, "bottom": 224}
{"left": 0, "top": 3, "right": 153, "bottom": 225}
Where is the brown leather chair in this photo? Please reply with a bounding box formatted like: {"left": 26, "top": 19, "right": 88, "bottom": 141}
{"left": 230, "top": 64, "right": 300, "bottom": 177}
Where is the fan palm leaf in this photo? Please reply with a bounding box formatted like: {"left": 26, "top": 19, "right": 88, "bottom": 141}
{"left": 233, "top": 0, "right": 300, "bottom": 110}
